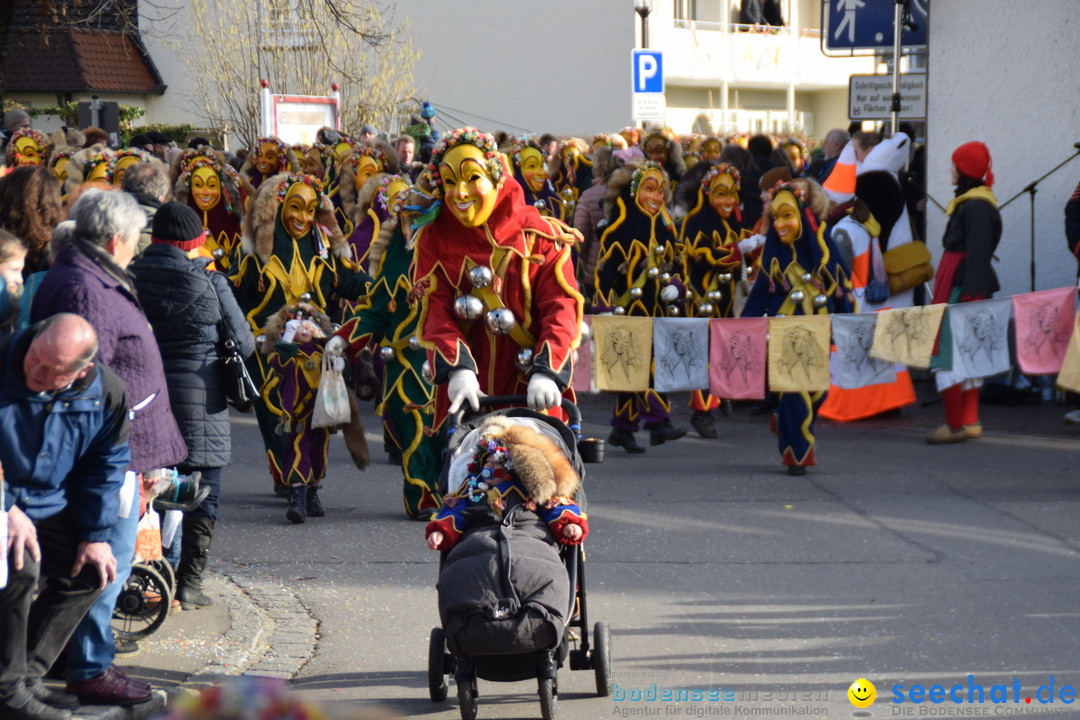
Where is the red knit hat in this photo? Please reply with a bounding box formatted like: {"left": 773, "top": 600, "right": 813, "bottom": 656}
{"left": 151, "top": 201, "right": 206, "bottom": 251}
{"left": 951, "top": 141, "right": 994, "bottom": 187}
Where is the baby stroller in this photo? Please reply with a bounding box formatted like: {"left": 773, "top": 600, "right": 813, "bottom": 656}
{"left": 427, "top": 396, "right": 611, "bottom": 720}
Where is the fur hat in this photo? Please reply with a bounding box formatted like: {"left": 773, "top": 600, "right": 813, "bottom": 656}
{"left": 474, "top": 416, "right": 579, "bottom": 505}
{"left": 260, "top": 302, "right": 334, "bottom": 353}
{"left": 241, "top": 172, "right": 347, "bottom": 264}
{"left": 239, "top": 136, "right": 300, "bottom": 185}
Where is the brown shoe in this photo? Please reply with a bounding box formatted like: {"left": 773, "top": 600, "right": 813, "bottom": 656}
{"left": 962, "top": 423, "right": 983, "bottom": 439}
{"left": 66, "top": 665, "right": 151, "bottom": 707}
{"left": 925, "top": 424, "right": 968, "bottom": 444}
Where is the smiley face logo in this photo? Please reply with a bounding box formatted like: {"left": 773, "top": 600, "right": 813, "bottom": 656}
{"left": 847, "top": 678, "right": 876, "bottom": 708}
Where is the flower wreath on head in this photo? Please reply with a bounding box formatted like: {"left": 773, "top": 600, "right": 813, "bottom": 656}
{"left": 272, "top": 172, "right": 326, "bottom": 204}
{"left": 644, "top": 127, "right": 679, "bottom": 149}
{"left": 342, "top": 141, "right": 390, "bottom": 175}
{"left": 9, "top": 127, "right": 48, "bottom": 154}
{"left": 629, "top": 160, "right": 669, "bottom": 198}
{"left": 769, "top": 180, "right": 820, "bottom": 234}
{"left": 107, "top": 147, "right": 150, "bottom": 174}
{"left": 48, "top": 147, "right": 77, "bottom": 171}
{"left": 459, "top": 432, "right": 513, "bottom": 502}
{"left": 376, "top": 173, "right": 410, "bottom": 217}
{"left": 427, "top": 127, "right": 504, "bottom": 193}
{"left": 701, "top": 163, "right": 742, "bottom": 192}
{"left": 509, "top": 135, "right": 543, "bottom": 169}
{"left": 592, "top": 133, "right": 615, "bottom": 148}
{"left": 251, "top": 136, "right": 290, "bottom": 172}
{"left": 177, "top": 154, "right": 237, "bottom": 213}
{"left": 81, "top": 149, "right": 112, "bottom": 177}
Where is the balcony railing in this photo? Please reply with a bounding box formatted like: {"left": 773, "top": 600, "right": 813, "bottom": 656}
{"left": 672, "top": 19, "right": 821, "bottom": 39}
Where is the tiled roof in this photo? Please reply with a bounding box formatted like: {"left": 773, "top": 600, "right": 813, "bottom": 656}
{"left": 4, "top": 29, "right": 165, "bottom": 95}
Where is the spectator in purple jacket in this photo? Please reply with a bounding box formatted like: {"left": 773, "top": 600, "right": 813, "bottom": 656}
{"left": 31, "top": 188, "right": 188, "bottom": 708}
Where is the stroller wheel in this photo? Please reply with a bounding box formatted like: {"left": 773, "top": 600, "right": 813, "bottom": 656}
{"left": 427, "top": 627, "right": 448, "bottom": 702}
{"left": 112, "top": 564, "right": 171, "bottom": 640}
{"left": 146, "top": 558, "right": 176, "bottom": 597}
{"left": 456, "top": 674, "right": 478, "bottom": 720}
{"left": 538, "top": 676, "right": 558, "bottom": 720}
{"left": 593, "top": 621, "right": 612, "bottom": 696}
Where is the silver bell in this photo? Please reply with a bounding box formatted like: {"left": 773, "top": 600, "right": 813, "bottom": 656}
{"left": 300, "top": 292, "right": 313, "bottom": 303}
{"left": 813, "top": 294, "right": 828, "bottom": 308}
{"left": 718, "top": 273, "right": 732, "bottom": 284}
{"left": 407, "top": 335, "right": 421, "bottom": 352}
{"left": 647, "top": 267, "right": 660, "bottom": 280}
{"left": 800, "top": 272, "right": 812, "bottom": 284}
{"left": 453, "top": 294, "right": 484, "bottom": 321}
{"left": 212, "top": 248, "right": 225, "bottom": 261}
{"left": 533, "top": 200, "right": 547, "bottom": 210}
{"left": 667, "top": 305, "right": 681, "bottom": 317}
{"left": 629, "top": 287, "right": 643, "bottom": 300}
{"left": 655, "top": 243, "right": 666, "bottom": 255}
{"left": 379, "top": 346, "right": 395, "bottom": 362}
{"left": 485, "top": 308, "right": 516, "bottom": 335}
{"left": 468, "top": 265, "right": 494, "bottom": 290}
{"left": 613, "top": 306, "right": 626, "bottom": 316}
{"left": 515, "top": 348, "right": 534, "bottom": 372}
{"left": 707, "top": 290, "right": 722, "bottom": 302}
{"left": 698, "top": 302, "right": 715, "bottom": 316}
{"left": 790, "top": 290, "right": 805, "bottom": 303}
{"left": 421, "top": 360, "right": 434, "bottom": 383}
{"left": 579, "top": 320, "right": 592, "bottom": 343}
{"left": 660, "top": 272, "right": 671, "bottom": 283}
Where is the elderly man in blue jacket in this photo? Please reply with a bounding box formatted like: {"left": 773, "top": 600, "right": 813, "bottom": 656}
{"left": 0, "top": 313, "right": 131, "bottom": 720}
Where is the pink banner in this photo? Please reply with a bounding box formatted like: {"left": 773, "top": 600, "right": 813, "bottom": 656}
{"left": 1012, "top": 287, "right": 1077, "bottom": 375}
{"left": 572, "top": 316, "right": 593, "bottom": 392}
{"left": 708, "top": 317, "right": 768, "bottom": 400}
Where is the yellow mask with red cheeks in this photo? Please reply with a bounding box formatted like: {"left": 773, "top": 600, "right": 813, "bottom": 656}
{"left": 191, "top": 166, "right": 221, "bottom": 211}
{"left": 280, "top": 182, "right": 319, "bottom": 239}
{"left": 770, "top": 190, "right": 802, "bottom": 245}
{"left": 518, "top": 147, "right": 547, "bottom": 194}
{"left": 13, "top": 137, "right": 42, "bottom": 166}
{"left": 255, "top": 142, "right": 279, "bottom": 175}
{"left": 112, "top": 156, "right": 140, "bottom": 186}
{"left": 440, "top": 144, "right": 499, "bottom": 228}
{"left": 353, "top": 155, "right": 382, "bottom": 192}
{"left": 701, "top": 139, "right": 722, "bottom": 162}
{"left": 634, "top": 167, "right": 666, "bottom": 217}
{"left": 708, "top": 173, "right": 739, "bottom": 219}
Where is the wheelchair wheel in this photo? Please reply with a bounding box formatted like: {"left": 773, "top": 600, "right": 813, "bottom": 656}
{"left": 428, "top": 627, "right": 448, "bottom": 702}
{"left": 457, "top": 673, "right": 478, "bottom": 720}
{"left": 593, "top": 621, "right": 612, "bottom": 696}
{"left": 146, "top": 558, "right": 176, "bottom": 598}
{"left": 112, "top": 564, "right": 171, "bottom": 640}
{"left": 539, "top": 675, "right": 558, "bottom": 720}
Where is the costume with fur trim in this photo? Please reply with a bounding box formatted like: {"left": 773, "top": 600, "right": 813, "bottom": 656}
{"left": 425, "top": 416, "right": 587, "bottom": 551}
{"left": 741, "top": 180, "right": 853, "bottom": 469}
{"left": 64, "top": 144, "right": 113, "bottom": 195}
{"left": 412, "top": 132, "right": 584, "bottom": 429}
{"left": 240, "top": 136, "right": 298, "bottom": 193}
{"left": 335, "top": 187, "right": 442, "bottom": 518}
{"left": 509, "top": 136, "right": 564, "bottom": 220}
{"left": 172, "top": 148, "right": 245, "bottom": 269}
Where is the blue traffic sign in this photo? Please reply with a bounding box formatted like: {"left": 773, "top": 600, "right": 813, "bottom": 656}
{"left": 631, "top": 50, "right": 664, "bottom": 94}
{"left": 822, "top": 0, "right": 928, "bottom": 55}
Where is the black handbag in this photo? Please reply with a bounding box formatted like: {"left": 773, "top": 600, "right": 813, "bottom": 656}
{"left": 218, "top": 325, "right": 259, "bottom": 412}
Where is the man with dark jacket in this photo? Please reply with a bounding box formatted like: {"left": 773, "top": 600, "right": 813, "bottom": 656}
{"left": 0, "top": 314, "right": 131, "bottom": 720}
{"left": 31, "top": 189, "right": 188, "bottom": 706}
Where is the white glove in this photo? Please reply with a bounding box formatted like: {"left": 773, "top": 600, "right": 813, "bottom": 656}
{"left": 447, "top": 369, "right": 484, "bottom": 414}
{"left": 660, "top": 284, "right": 679, "bottom": 303}
{"left": 527, "top": 374, "right": 561, "bottom": 411}
{"left": 738, "top": 234, "right": 765, "bottom": 255}
{"left": 281, "top": 319, "right": 301, "bottom": 343}
{"left": 324, "top": 335, "right": 346, "bottom": 357}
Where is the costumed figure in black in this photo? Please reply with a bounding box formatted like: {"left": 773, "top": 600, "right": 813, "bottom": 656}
{"left": 509, "top": 136, "right": 564, "bottom": 220}
{"left": 338, "top": 137, "right": 401, "bottom": 240}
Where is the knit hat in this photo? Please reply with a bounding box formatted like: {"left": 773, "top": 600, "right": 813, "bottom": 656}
{"left": 151, "top": 201, "right": 206, "bottom": 251}
{"left": 951, "top": 141, "right": 994, "bottom": 186}
{"left": 420, "top": 102, "right": 437, "bottom": 120}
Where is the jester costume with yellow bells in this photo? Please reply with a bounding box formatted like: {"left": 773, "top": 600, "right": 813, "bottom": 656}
{"left": 172, "top": 148, "right": 245, "bottom": 269}
{"left": 678, "top": 162, "right": 753, "bottom": 435}
{"left": 240, "top": 136, "right": 299, "bottom": 194}
{"left": 410, "top": 128, "right": 584, "bottom": 429}
{"left": 4, "top": 128, "right": 49, "bottom": 168}
{"left": 330, "top": 177, "right": 445, "bottom": 518}
{"left": 740, "top": 179, "right": 852, "bottom": 474}
{"left": 230, "top": 172, "right": 373, "bottom": 491}
{"left": 338, "top": 138, "right": 402, "bottom": 244}
{"left": 593, "top": 160, "right": 689, "bottom": 452}
{"left": 509, "top": 136, "right": 563, "bottom": 220}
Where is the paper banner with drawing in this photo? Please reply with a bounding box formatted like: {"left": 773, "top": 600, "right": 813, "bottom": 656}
{"left": 947, "top": 298, "right": 1012, "bottom": 381}
{"left": 1012, "top": 286, "right": 1076, "bottom": 375}
{"left": 767, "top": 315, "right": 831, "bottom": 393}
{"left": 1056, "top": 311, "right": 1080, "bottom": 392}
{"left": 652, "top": 318, "right": 710, "bottom": 392}
{"left": 591, "top": 315, "right": 653, "bottom": 392}
{"left": 708, "top": 317, "right": 768, "bottom": 400}
{"left": 572, "top": 316, "right": 594, "bottom": 393}
{"left": 870, "top": 304, "right": 947, "bottom": 368}
{"left": 830, "top": 313, "right": 896, "bottom": 389}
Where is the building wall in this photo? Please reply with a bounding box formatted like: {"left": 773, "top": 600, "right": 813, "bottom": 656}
{"left": 926, "top": 0, "right": 1080, "bottom": 297}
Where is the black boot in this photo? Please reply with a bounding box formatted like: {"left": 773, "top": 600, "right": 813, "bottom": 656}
{"left": 286, "top": 485, "right": 306, "bottom": 524}
{"left": 176, "top": 516, "right": 215, "bottom": 609}
{"left": 690, "top": 411, "right": 718, "bottom": 438}
{"left": 607, "top": 428, "right": 646, "bottom": 454}
{"left": 306, "top": 485, "right": 325, "bottom": 517}
{"left": 648, "top": 420, "right": 688, "bottom": 446}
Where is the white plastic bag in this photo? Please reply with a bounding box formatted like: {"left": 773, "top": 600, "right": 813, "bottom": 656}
{"left": 311, "top": 353, "right": 350, "bottom": 428}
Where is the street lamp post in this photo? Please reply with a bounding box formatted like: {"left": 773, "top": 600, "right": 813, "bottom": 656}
{"left": 635, "top": 0, "right": 653, "bottom": 48}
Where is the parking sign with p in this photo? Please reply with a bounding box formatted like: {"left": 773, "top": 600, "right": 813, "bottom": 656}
{"left": 632, "top": 50, "right": 664, "bottom": 94}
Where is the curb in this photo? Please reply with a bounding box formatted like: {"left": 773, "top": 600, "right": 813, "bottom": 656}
{"left": 73, "top": 567, "right": 318, "bottom": 719}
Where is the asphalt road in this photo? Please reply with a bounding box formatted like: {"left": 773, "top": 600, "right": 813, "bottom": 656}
{"left": 210, "top": 386, "right": 1080, "bottom": 720}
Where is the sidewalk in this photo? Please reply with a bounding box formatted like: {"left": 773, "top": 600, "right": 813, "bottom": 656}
{"left": 68, "top": 565, "right": 318, "bottom": 720}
